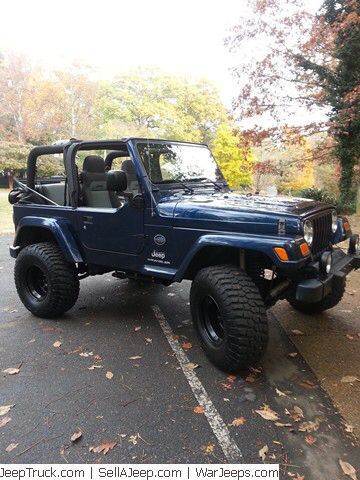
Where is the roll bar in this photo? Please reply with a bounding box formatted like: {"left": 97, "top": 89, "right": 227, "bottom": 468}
{"left": 26, "top": 145, "right": 68, "bottom": 189}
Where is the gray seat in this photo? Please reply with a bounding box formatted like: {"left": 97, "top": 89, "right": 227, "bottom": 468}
{"left": 121, "top": 160, "right": 139, "bottom": 195}
{"left": 80, "top": 155, "right": 120, "bottom": 208}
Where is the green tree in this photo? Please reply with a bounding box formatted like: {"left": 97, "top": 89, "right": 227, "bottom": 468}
{"left": 97, "top": 67, "right": 227, "bottom": 144}
{"left": 0, "top": 142, "right": 64, "bottom": 180}
{"left": 212, "top": 124, "right": 253, "bottom": 190}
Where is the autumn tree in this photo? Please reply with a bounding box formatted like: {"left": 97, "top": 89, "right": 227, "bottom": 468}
{"left": 212, "top": 124, "right": 253, "bottom": 189}
{"left": 227, "top": 0, "right": 360, "bottom": 210}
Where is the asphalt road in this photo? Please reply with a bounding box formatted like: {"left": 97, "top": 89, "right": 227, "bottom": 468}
{"left": 0, "top": 234, "right": 359, "bottom": 478}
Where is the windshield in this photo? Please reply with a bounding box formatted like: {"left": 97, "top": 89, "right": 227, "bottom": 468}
{"left": 137, "top": 142, "right": 224, "bottom": 185}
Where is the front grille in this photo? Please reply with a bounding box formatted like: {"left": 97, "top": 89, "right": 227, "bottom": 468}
{"left": 311, "top": 211, "right": 332, "bottom": 255}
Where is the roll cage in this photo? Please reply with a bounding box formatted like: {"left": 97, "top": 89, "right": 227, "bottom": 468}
{"left": 25, "top": 138, "right": 209, "bottom": 209}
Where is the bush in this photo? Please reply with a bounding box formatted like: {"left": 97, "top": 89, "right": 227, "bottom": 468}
{"left": 296, "top": 187, "right": 337, "bottom": 204}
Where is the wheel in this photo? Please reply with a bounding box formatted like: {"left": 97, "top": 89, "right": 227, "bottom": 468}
{"left": 190, "top": 265, "right": 268, "bottom": 372}
{"left": 14, "top": 242, "right": 79, "bottom": 318}
{"left": 287, "top": 279, "right": 346, "bottom": 314}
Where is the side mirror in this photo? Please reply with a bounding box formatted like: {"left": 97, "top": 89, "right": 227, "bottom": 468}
{"left": 107, "top": 170, "right": 127, "bottom": 192}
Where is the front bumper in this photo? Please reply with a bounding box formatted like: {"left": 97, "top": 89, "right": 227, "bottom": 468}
{"left": 296, "top": 248, "right": 360, "bottom": 303}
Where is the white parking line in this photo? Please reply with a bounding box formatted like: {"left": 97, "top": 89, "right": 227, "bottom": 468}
{"left": 152, "top": 304, "right": 243, "bottom": 463}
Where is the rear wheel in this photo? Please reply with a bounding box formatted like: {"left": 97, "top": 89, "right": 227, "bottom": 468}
{"left": 190, "top": 265, "right": 268, "bottom": 372}
{"left": 15, "top": 242, "right": 79, "bottom": 318}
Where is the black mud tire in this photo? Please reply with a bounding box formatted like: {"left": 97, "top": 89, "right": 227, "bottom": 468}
{"left": 190, "top": 265, "right": 268, "bottom": 372}
{"left": 14, "top": 242, "right": 79, "bottom": 318}
{"left": 287, "top": 279, "right": 346, "bottom": 314}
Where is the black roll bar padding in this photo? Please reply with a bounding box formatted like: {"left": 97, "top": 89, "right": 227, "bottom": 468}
{"left": 104, "top": 150, "right": 129, "bottom": 171}
{"left": 26, "top": 145, "right": 64, "bottom": 189}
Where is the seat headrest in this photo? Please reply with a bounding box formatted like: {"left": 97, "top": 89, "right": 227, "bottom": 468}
{"left": 83, "top": 155, "right": 105, "bottom": 173}
{"left": 121, "top": 160, "right": 136, "bottom": 176}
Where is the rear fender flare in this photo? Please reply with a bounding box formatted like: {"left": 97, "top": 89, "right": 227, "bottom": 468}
{"left": 13, "top": 216, "right": 83, "bottom": 263}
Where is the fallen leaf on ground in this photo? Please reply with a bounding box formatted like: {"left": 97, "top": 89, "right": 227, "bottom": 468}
{"left": 341, "top": 375, "right": 359, "bottom": 383}
{"left": 291, "top": 330, "right": 304, "bottom": 336}
{"left": 5, "top": 443, "right": 18, "bottom": 452}
{"left": 346, "top": 334, "right": 354, "bottom": 340}
{"left": 274, "top": 422, "right": 292, "bottom": 427}
{"left": 79, "top": 351, "right": 93, "bottom": 357}
{"left": 185, "top": 363, "right": 199, "bottom": 370}
{"left": 345, "top": 424, "right": 354, "bottom": 433}
{"left": 259, "top": 445, "right": 269, "bottom": 461}
{"left": 182, "top": 343, "right": 192, "bottom": 349}
{"left": 145, "top": 338, "right": 152, "bottom": 344}
{"left": 94, "top": 355, "right": 102, "bottom": 360}
{"left": 53, "top": 341, "right": 62, "bottom": 348}
{"left": 128, "top": 434, "right": 139, "bottom": 445}
{"left": 339, "top": 459, "right": 357, "bottom": 480}
{"left": 204, "top": 443, "right": 214, "bottom": 454}
{"left": 2, "top": 368, "right": 20, "bottom": 375}
{"left": 88, "top": 365, "right": 103, "bottom": 370}
{"left": 221, "top": 383, "right": 232, "bottom": 390}
{"left": 300, "top": 379, "right": 316, "bottom": 389}
{"left": 0, "top": 405, "right": 14, "bottom": 416}
{"left": 275, "top": 387, "right": 287, "bottom": 397}
{"left": 70, "top": 431, "right": 82, "bottom": 443}
{"left": 0, "top": 417, "right": 11, "bottom": 428}
{"left": 255, "top": 404, "right": 279, "bottom": 422}
{"left": 194, "top": 406, "right": 204, "bottom": 414}
{"left": 245, "top": 375, "right": 256, "bottom": 383}
{"left": 229, "top": 417, "right": 246, "bottom": 426}
{"left": 129, "top": 356, "right": 142, "bottom": 360}
{"left": 288, "top": 352, "right": 298, "bottom": 358}
{"left": 89, "top": 441, "right": 117, "bottom": 455}
{"left": 288, "top": 405, "right": 304, "bottom": 422}
{"left": 305, "top": 435, "right": 317, "bottom": 445}
{"left": 134, "top": 326, "right": 141, "bottom": 332}
{"left": 106, "top": 371, "right": 114, "bottom": 380}
{"left": 299, "top": 418, "right": 321, "bottom": 433}
{"left": 227, "top": 375, "right": 236, "bottom": 383}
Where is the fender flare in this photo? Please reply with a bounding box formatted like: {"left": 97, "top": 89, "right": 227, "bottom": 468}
{"left": 13, "top": 216, "right": 83, "bottom": 263}
{"left": 174, "top": 233, "right": 305, "bottom": 281}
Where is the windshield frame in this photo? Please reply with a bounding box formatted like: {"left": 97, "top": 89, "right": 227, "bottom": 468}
{"left": 133, "top": 139, "right": 227, "bottom": 191}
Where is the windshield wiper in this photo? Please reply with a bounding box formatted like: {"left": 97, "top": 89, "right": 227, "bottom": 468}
{"left": 156, "top": 178, "right": 194, "bottom": 194}
{"left": 187, "top": 177, "right": 223, "bottom": 191}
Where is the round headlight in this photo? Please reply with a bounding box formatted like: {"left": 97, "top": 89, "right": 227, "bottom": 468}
{"left": 331, "top": 210, "right": 338, "bottom": 233}
{"left": 303, "top": 219, "right": 314, "bottom": 245}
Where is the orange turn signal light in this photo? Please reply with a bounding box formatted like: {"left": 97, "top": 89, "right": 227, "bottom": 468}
{"left": 274, "top": 247, "right": 289, "bottom": 261}
{"left": 300, "top": 242, "right": 310, "bottom": 256}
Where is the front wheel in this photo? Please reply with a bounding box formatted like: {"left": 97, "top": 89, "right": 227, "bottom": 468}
{"left": 190, "top": 265, "right": 268, "bottom": 372}
{"left": 14, "top": 242, "right": 79, "bottom": 318}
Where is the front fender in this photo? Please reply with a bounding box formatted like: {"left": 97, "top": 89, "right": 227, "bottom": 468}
{"left": 174, "top": 233, "right": 307, "bottom": 281}
{"left": 13, "top": 216, "right": 83, "bottom": 263}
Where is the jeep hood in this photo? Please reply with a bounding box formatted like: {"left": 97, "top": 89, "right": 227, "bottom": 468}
{"left": 170, "top": 192, "right": 330, "bottom": 220}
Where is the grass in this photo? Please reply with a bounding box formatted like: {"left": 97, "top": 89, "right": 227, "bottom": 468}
{"left": 0, "top": 189, "right": 14, "bottom": 234}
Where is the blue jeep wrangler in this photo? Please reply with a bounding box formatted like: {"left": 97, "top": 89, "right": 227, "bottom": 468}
{"left": 8, "top": 138, "right": 360, "bottom": 372}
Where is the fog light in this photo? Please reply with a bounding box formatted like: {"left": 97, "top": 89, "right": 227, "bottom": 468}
{"left": 349, "top": 234, "right": 359, "bottom": 255}
{"left": 320, "top": 252, "right": 332, "bottom": 275}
